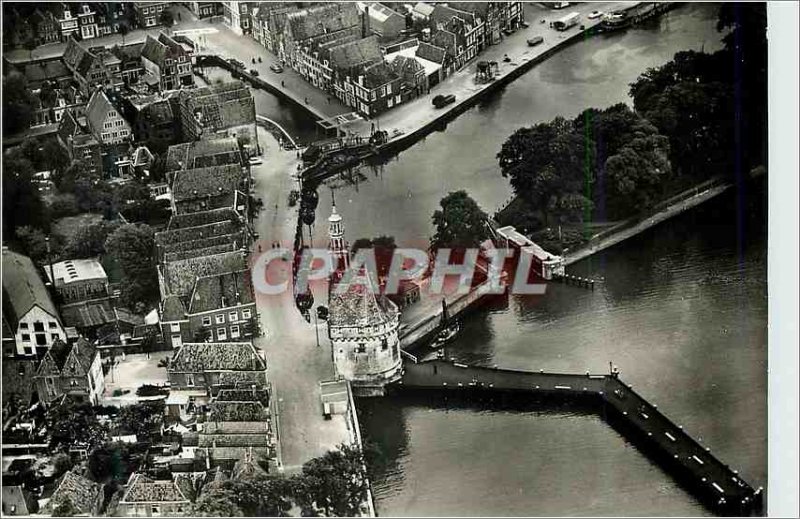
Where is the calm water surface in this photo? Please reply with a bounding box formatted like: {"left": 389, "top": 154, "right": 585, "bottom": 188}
{"left": 257, "top": 3, "right": 766, "bottom": 515}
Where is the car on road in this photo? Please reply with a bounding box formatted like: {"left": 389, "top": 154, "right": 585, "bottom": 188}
{"left": 249, "top": 69, "right": 260, "bottom": 76}
{"left": 588, "top": 10, "right": 603, "bottom": 19}
{"left": 270, "top": 63, "right": 284, "bottom": 73}
{"left": 432, "top": 94, "right": 456, "bottom": 108}
{"left": 527, "top": 36, "right": 544, "bottom": 46}
{"left": 249, "top": 156, "right": 263, "bottom": 166}
{"left": 227, "top": 58, "right": 245, "bottom": 69}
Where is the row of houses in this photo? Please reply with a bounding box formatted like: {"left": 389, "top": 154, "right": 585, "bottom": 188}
{"left": 4, "top": 2, "right": 171, "bottom": 48}
{"left": 247, "top": 1, "right": 524, "bottom": 117}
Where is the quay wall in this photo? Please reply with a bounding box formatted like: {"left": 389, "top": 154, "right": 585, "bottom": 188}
{"left": 397, "top": 359, "right": 762, "bottom": 516}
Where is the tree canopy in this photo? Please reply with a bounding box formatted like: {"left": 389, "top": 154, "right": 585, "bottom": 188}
{"left": 431, "top": 191, "right": 489, "bottom": 250}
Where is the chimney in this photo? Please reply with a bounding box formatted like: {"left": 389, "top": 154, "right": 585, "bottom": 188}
{"left": 362, "top": 6, "right": 370, "bottom": 38}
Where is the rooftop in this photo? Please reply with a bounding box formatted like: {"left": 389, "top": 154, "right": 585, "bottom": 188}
{"left": 44, "top": 258, "right": 107, "bottom": 288}
{"left": 1, "top": 249, "right": 59, "bottom": 327}
{"left": 188, "top": 269, "right": 255, "bottom": 315}
{"left": 170, "top": 342, "right": 266, "bottom": 373}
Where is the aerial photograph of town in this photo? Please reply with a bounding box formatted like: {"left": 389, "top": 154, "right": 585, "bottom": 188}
{"left": 1, "top": 0, "right": 794, "bottom": 517}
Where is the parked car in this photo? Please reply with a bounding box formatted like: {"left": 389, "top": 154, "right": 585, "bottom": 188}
{"left": 249, "top": 69, "right": 260, "bottom": 76}
{"left": 227, "top": 58, "right": 245, "bottom": 69}
{"left": 249, "top": 156, "right": 263, "bottom": 166}
{"left": 270, "top": 63, "right": 284, "bottom": 73}
{"left": 527, "top": 36, "right": 544, "bottom": 46}
{"left": 432, "top": 94, "right": 456, "bottom": 108}
{"left": 588, "top": 10, "right": 603, "bottom": 19}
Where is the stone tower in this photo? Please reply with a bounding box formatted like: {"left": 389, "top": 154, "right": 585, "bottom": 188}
{"left": 326, "top": 204, "right": 402, "bottom": 396}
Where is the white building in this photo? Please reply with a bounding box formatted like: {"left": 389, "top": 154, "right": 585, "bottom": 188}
{"left": 326, "top": 205, "right": 403, "bottom": 396}
{"left": 2, "top": 249, "right": 67, "bottom": 357}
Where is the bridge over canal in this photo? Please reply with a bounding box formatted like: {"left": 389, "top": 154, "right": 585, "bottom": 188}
{"left": 395, "top": 359, "right": 763, "bottom": 516}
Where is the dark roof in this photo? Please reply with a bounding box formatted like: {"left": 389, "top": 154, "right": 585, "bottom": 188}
{"left": 1, "top": 359, "right": 37, "bottom": 408}
{"left": 172, "top": 165, "right": 244, "bottom": 202}
{"left": 37, "top": 337, "right": 97, "bottom": 377}
{"left": 60, "top": 299, "right": 117, "bottom": 329}
{"left": 170, "top": 342, "right": 266, "bottom": 373}
{"left": 329, "top": 35, "right": 382, "bottom": 71}
{"left": 416, "top": 41, "right": 446, "bottom": 64}
{"left": 2, "top": 249, "right": 59, "bottom": 327}
{"left": 162, "top": 250, "right": 247, "bottom": 298}
{"left": 42, "top": 470, "right": 102, "bottom": 515}
{"left": 286, "top": 3, "right": 361, "bottom": 41}
{"left": 188, "top": 269, "right": 254, "bottom": 314}
{"left": 120, "top": 474, "right": 189, "bottom": 504}
{"left": 328, "top": 277, "right": 398, "bottom": 328}
{"left": 161, "top": 295, "right": 187, "bottom": 322}
{"left": 362, "top": 60, "right": 399, "bottom": 89}
{"left": 167, "top": 208, "right": 241, "bottom": 230}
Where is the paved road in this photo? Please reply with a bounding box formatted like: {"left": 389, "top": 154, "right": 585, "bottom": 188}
{"left": 249, "top": 130, "right": 352, "bottom": 473}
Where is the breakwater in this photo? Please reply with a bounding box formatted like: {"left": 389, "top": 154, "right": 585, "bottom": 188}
{"left": 396, "top": 359, "right": 763, "bottom": 516}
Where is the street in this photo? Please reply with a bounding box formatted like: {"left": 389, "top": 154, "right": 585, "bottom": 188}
{"left": 249, "top": 130, "right": 353, "bottom": 473}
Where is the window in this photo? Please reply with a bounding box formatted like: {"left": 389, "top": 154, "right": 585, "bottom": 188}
{"left": 49, "top": 322, "right": 57, "bottom": 329}
{"left": 186, "top": 374, "right": 195, "bottom": 387}
{"left": 170, "top": 323, "right": 181, "bottom": 333}
{"left": 230, "top": 325, "right": 240, "bottom": 339}
{"left": 202, "top": 316, "right": 212, "bottom": 326}
{"left": 229, "top": 311, "right": 238, "bottom": 322}
{"left": 217, "top": 328, "right": 227, "bottom": 341}
{"left": 21, "top": 334, "right": 31, "bottom": 342}
{"left": 241, "top": 309, "right": 252, "bottom": 319}
{"left": 215, "top": 314, "right": 225, "bottom": 324}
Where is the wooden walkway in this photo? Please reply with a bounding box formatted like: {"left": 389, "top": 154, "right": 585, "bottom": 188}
{"left": 398, "top": 359, "right": 763, "bottom": 516}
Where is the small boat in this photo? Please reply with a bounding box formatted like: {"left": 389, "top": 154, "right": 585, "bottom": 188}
{"left": 430, "top": 299, "right": 461, "bottom": 349}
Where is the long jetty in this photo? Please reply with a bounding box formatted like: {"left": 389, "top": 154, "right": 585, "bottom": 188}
{"left": 396, "top": 359, "right": 763, "bottom": 516}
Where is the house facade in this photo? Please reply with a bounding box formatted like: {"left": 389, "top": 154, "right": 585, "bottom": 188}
{"left": 34, "top": 337, "right": 105, "bottom": 406}
{"left": 85, "top": 89, "right": 132, "bottom": 145}
{"left": 2, "top": 249, "right": 67, "bottom": 358}
{"left": 140, "top": 33, "right": 193, "bottom": 92}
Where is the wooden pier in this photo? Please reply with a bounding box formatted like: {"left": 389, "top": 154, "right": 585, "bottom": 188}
{"left": 396, "top": 359, "right": 763, "bottom": 516}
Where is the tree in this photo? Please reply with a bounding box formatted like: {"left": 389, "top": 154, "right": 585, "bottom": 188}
{"left": 431, "top": 191, "right": 489, "bottom": 250}
{"left": 117, "top": 400, "right": 164, "bottom": 438}
{"left": 88, "top": 442, "right": 138, "bottom": 483}
{"left": 2, "top": 72, "right": 36, "bottom": 135}
{"left": 291, "top": 444, "right": 369, "bottom": 517}
{"left": 496, "top": 118, "right": 592, "bottom": 226}
{"left": 45, "top": 400, "right": 108, "bottom": 451}
{"left": 15, "top": 226, "right": 51, "bottom": 264}
{"left": 3, "top": 153, "right": 48, "bottom": 237}
{"left": 63, "top": 220, "right": 120, "bottom": 259}
{"left": 104, "top": 224, "right": 159, "bottom": 309}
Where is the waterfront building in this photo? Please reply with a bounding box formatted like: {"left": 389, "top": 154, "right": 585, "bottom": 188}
{"left": 222, "top": 1, "right": 255, "bottom": 36}
{"left": 187, "top": 1, "right": 222, "bottom": 19}
{"left": 132, "top": 2, "right": 168, "bottom": 28}
{"left": 326, "top": 205, "right": 403, "bottom": 396}
{"left": 34, "top": 337, "right": 105, "bottom": 406}
{"left": 140, "top": 33, "right": 194, "bottom": 92}
{"left": 2, "top": 249, "right": 67, "bottom": 358}
{"left": 175, "top": 81, "right": 256, "bottom": 141}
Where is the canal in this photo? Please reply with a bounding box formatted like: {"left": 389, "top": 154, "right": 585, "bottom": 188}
{"left": 244, "top": 2, "right": 765, "bottom": 515}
